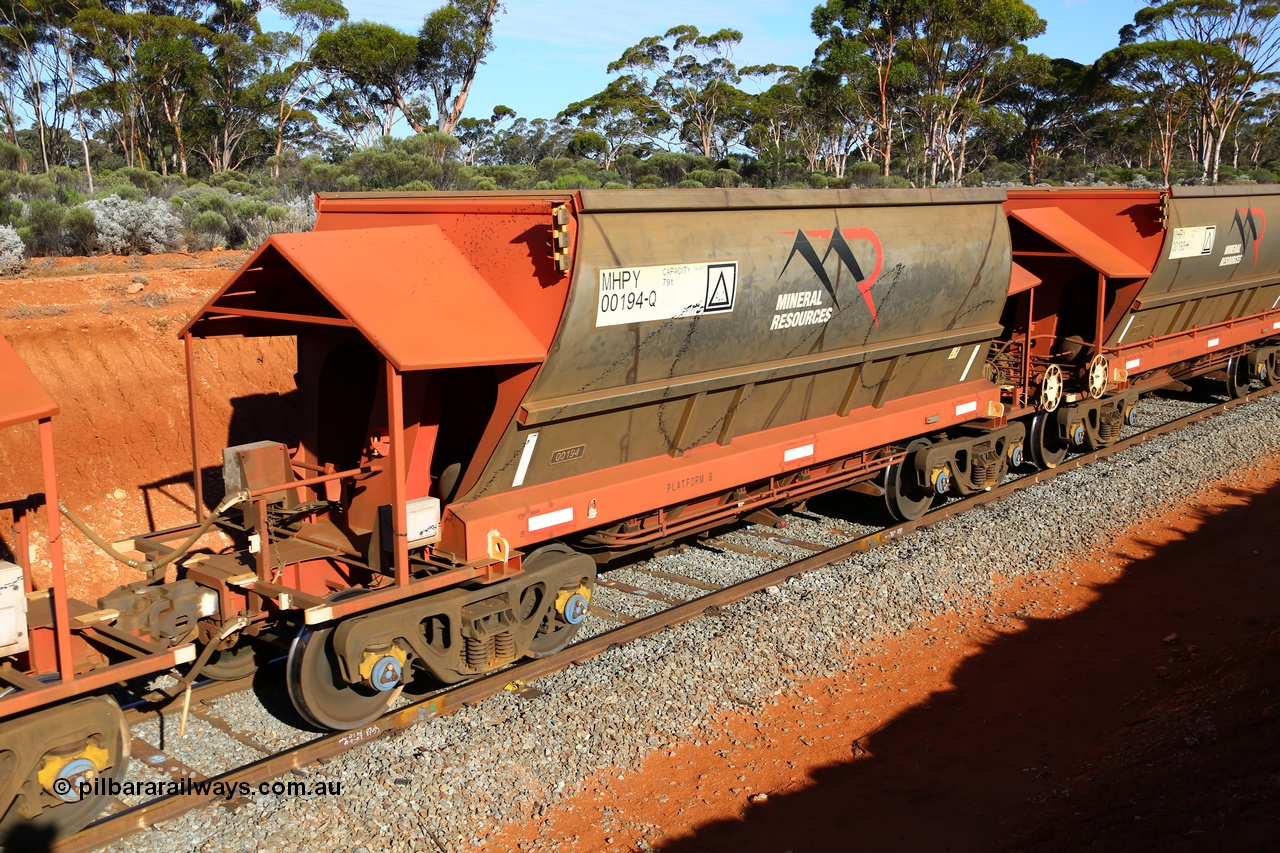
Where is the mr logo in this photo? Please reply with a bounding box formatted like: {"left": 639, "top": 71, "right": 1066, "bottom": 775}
{"left": 1230, "top": 208, "right": 1266, "bottom": 265}
{"left": 777, "top": 227, "right": 885, "bottom": 326}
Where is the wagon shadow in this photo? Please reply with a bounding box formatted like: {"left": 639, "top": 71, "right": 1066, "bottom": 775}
{"left": 134, "top": 389, "right": 300, "bottom": 529}
{"left": 0, "top": 821, "right": 55, "bottom": 851}
{"left": 659, "top": 477, "right": 1280, "bottom": 852}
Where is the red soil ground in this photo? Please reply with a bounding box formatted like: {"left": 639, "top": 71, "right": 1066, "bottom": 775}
{"left": 482, "top": 456, "right": 1280, "bottom": 853}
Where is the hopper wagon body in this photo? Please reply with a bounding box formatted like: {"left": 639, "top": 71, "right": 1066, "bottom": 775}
{"left": 182, "top": 190, "right": 1024, "bottom": 577}
{"left": 999, "top": 187, "right": 1280, "bottom": 463}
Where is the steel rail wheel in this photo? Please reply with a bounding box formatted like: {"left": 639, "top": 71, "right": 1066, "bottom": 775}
{"left": 287, "top": 591, "right": 396, "bottom": 731}
{"left": 882, "top": 438, "right": 934, "bottom": 522}
{"left": 1225, "top": 354, "right": 1251, "bottom": 399}
{"left": 0, "top": 696, "right": 129, "bottom": 840}
{"left": 1029, "top": 411, "right": 1069, "bottom": 469}
{"left": 200, "top": 633, "right": 273, "bottom": 681}
{"left": 521, "top": 544, "right": 596, "bottom": 658}
{"left": 1261, "top": 351, "right": 1278, "bottom": 387}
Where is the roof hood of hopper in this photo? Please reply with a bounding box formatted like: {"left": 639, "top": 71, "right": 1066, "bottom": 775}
{"left": 181, "top": 224, "right": 546, "bottom": 371}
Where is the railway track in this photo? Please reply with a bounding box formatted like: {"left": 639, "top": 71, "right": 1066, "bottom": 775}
{"left": 55, "top": 381, "right": 1280, "bottom": 853}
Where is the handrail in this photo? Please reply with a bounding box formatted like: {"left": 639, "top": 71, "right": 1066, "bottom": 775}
{"left": 249, "top": 463, "right": 384, "bottom": 499}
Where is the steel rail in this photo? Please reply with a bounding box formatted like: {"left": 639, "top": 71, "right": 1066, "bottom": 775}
{"left": 57, "top": 382, "right": 1280, "bottom": 853}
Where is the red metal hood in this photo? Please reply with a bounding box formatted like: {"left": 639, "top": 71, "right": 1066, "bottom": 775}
{"left": 1008, "top": 205, "right": 1150, "bottom": 278}
{"left": 181, "top": 224, "right": 547, "bottom": 370}
{"left": 0, "top": 335, "right": 57, "bottom": 428}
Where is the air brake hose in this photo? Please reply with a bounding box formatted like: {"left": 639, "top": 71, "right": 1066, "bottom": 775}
{"left": 58, "top": 489, "right": 251, "bottom": 575}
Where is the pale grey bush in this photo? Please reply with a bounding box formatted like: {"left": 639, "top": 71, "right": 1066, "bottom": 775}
{"left": 0, "top": 224, "right": 25, "bottom": 274}
{"left": 239, "top": 196, "right": 315, "bottom": 247}
{"left": 85, "top": 195, "right": 184, "bottom": 254}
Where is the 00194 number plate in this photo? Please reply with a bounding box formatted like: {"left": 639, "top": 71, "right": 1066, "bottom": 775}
{"left": 595, "top": 262, "right": 737, "bottom": 326}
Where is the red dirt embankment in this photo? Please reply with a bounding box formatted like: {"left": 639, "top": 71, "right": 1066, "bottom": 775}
{"left": 0, "top": 252, "right": 296, "bottom": 600}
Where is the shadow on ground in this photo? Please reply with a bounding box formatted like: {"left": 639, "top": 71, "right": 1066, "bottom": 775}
{"left": 661, "top": 478, "right": 1280, "bottom": 852}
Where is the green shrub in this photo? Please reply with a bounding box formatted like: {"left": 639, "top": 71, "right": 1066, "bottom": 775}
{"left": 190, "top": 209, "right": 229, "bottom": 250}
{"left": 0, "top": 141, "right": 26, "bottom": 173}
{"left": 477, "top": 164, "right": 538, "bottom": 189}
{"left": 231, "top": 199, "right": 269, "bottom": 220}
{"left": 537, "top": 157, "right": 574, "bottom": 182}
{"left": 715, "top": 169, "right": 740, "bottom": 188}
{"left": 0, "top": 197, "right": 22, "bottom": 227}
{"left": 189, "top": 191, "right": 231, "bottom": 215}
{"left": 95, "top": 183, "right": 145, "bottom": 202}
{"left": 63, "top": 206, "right": 96, "bottom": 255}
{"left": 109, "top": 167, "right": 163, "bottom": 193}
{"left": 687, "top": 169, "right": 718, "bottom": 187}
{"left": 19, "top": 199, "right": 66, "bottom": 255}
{"left": 220, "top": 179, "right": 256, "bottom": 196}
{"left": 848, "top": 161, "right": 880, "bottom": 188}
{"left": 551, "top": 173, "right": 600, "bottom": 189}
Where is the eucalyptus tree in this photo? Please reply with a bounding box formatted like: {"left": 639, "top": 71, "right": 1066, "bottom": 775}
{"left": 1120, "top": 0, "right": 1280, "bottom": 183}
{"left": 608, "top": 25, "right": 746, "bottom": 158}
{"left": 0, "top": 0, "right": 83, "bottom": 170}
{"left": 998, "top": 55, "right": 1094, "bottom": 183}
{"left": 418, "top": 0, "right": 503, "bottom": 136}
{"left": 738, "top": 64, "right": 801, "bottom": 181}
{"left": 134, "top": 15, "right": 211, "bottom": 175}
{"left": 312, "top": 20, "right": 430, "bottom": 146}
{"left": 1100, "top": 37, "right": 1203, "bottom": 185}
{"left": 72, "top": 3, "right": 172, "bottom": 170}
{"left": 812, "top": 0, "right": 918, "bottom": 177}
{"left": 261, "top": 0, "right": 347, "bottom": 178}
{"left": 899, "top": 0, "right": 1045, "bottom": 184}
{"left": 557, "top": 76, "right": 667, "bottom": 168}
{"left": 191, "top": 0, "right": 274, "bottom": 172}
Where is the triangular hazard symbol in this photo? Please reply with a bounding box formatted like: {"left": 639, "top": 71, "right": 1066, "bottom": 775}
{"left": 708, "top": 272, "right": 731, "bottom": 308}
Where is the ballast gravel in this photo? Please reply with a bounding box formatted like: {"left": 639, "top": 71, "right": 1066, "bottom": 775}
{"left": 116, "top": 388, "right": 1280, "bottom": 853}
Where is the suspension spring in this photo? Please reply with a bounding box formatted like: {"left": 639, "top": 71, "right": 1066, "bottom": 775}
{"left": 972, "top": 456, "right": 1001, "bottom": 489}
{"left": 493, "top": 631, "right": 515, "bottom": 663}
{"left": 464, "top": 635, "right": 488, "bottom": 669}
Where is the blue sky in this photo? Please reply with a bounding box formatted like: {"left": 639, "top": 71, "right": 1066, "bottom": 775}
{"left": 314, "top": 0, "right": 1145, "bottom": 126}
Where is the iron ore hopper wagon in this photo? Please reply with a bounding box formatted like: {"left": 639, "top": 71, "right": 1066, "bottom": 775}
{"left": 1, "top": 186, "right": 1277, "bottom": 837}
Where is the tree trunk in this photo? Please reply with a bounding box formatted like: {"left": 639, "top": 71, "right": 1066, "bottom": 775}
{"left": 441, "top": 0, "right": 501, "bottom": 137}
{"left": 65, "top": 51, "right": 93, "bottom": 193}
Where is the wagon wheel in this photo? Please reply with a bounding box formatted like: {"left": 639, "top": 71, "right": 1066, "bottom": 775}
{"left": 1029, "top": 411, "right": 1069, "bottom": 469}
{"left": 199, "top": 630, "right": 279, "bottom": 681}
{"left": 1263, "top": 351, "right": 1278, "bottom": 387}
{"left": 519, "top": 544, "right": 596, "bottom": 659}
{"left": 1085, "top": 355, "right": 1109, "bottom": 399}
{"left": 882, "top": 438, "right": 934, "bottom": 522}
{"left": 287, "top": 590, "right": 398, "bottom": 731}
{"left": 1225, "top": 355, "right": 1251, "bottom": 399}
{"left": 1038, "top": 364, "right": 1064, "bottom": 412}
{"left": 0, "top": 696, "right": 129, "bottom": 840}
